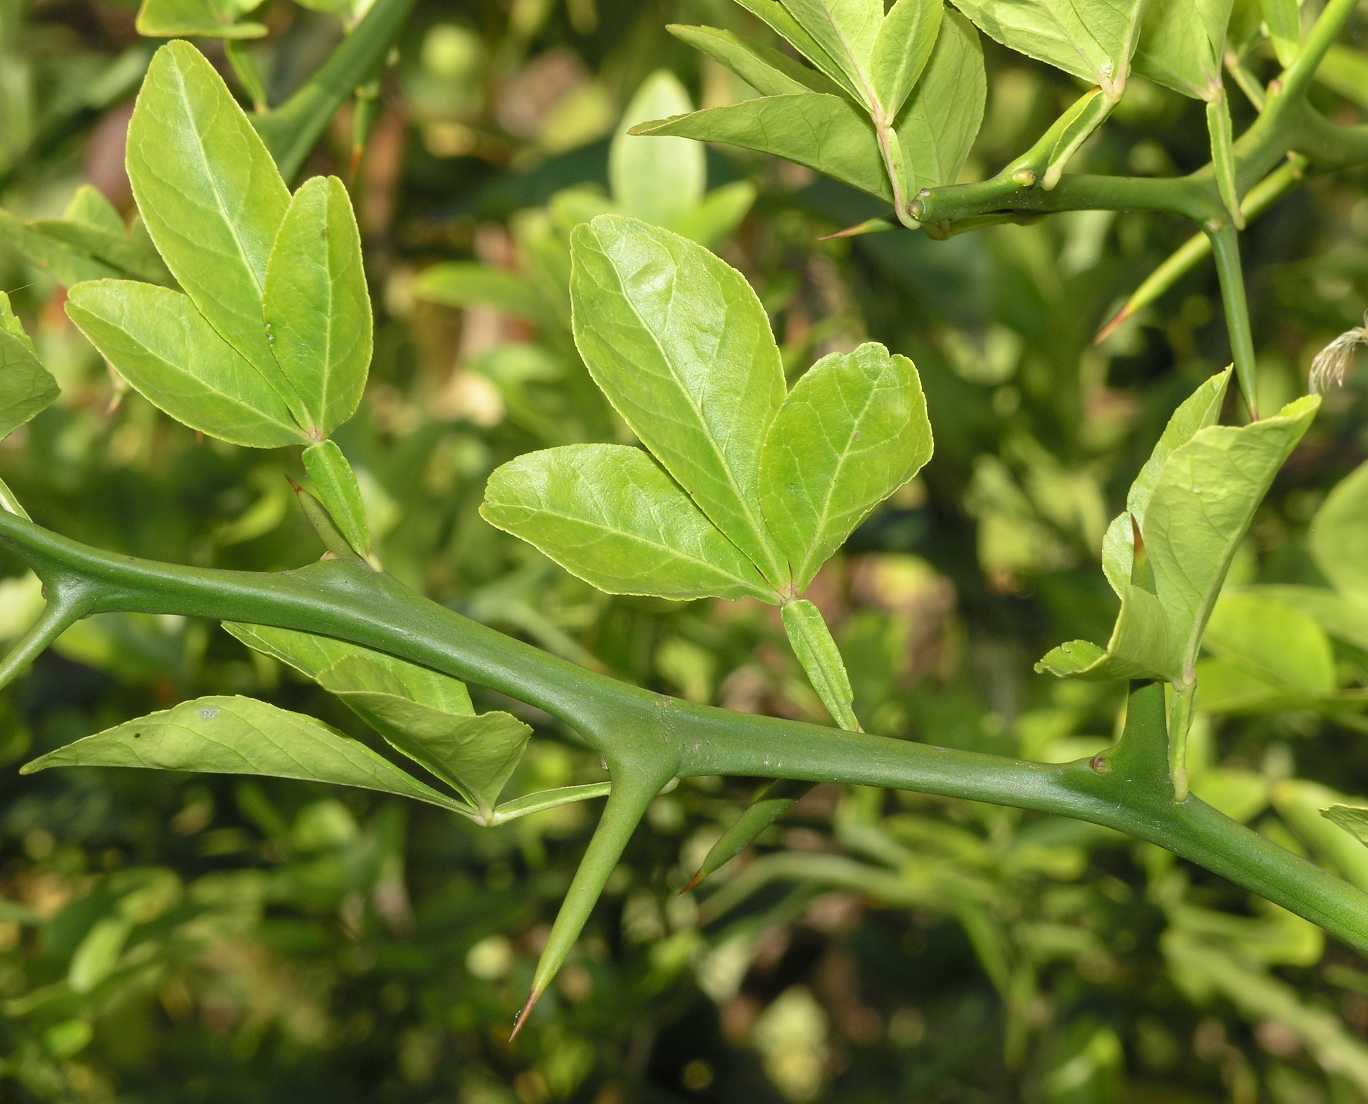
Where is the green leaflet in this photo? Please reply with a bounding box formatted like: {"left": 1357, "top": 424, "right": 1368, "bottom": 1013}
{"left": 225, "top": 622, "right": 530, "bottom": 815}
{"left": 411, "top": 262, "right": 552, "bottom": 326}
{"left": 1133, "top": 0, "right": 1234, "bottom": 99}
{"left": 891, "top": 9, "right": 985, "bottom": 194}
{"left": 872, "top": 0, "right": 942, "bottom": 120}
{"left": 634, "top": 93, "right": 892, "bottom": 200}
{"left": 222, "top": 621, "right": 475, "bottom": 714}
{"left": 1309, "top": 460, "right": 1368, "bottom": 598}
{"left": 949, "top": 0, "right": 1145, "bottom": 98}
{"left": 1324, "top": 807, "right": 1368, "bottom": 850}
{"left": 781, "top": 599, "right": 861, "bottom": 730}
{"left": 569, "top": 215, "right": 789, "bottom": 586}
{"left": 643, "top": 10, "right": 984, "bottom": 201}
{"left": 14, "top": 186, "right": 170, "bottom": 284}
{"left": 759, "top": 342, "right": 932, "bottom": 591}
{"left": 64, "top": 185, "right": 125, "bottom": 236}
{"left": 1196, "top": 590, "right": 1337, "bottom": 712}
{"left": 1038, "top": 376, "right": 1318, "bottom": 684}
{"left": 481, "top": 444, "right": 778, "bottom": 603}
{"left": 135, "top": 0, "right": 268, "bottom": 39}
{"left": 0, "top": 293, "right": 59, "bottom": 441}
{"left": 19, "top": 695, "right": 469, "bottom": 814}
{"left": 66, "top": 281, "right": 305, "bottom": 448}
{"left": 779, "top": 0, "right": 884, "bottom": 106}
{"left": 316, "top": 658, "right": 531, "bottom": 818}
{"left": 609, "top": 72, "right": 705, "bottom": 229}
{"left": 0, "top": 208, "right": 126, "bottom": 287}
{"left": 665, "top": 24, "right": 837, "bottom": 96}
{"left": 127, "top": 41, "right": 292, "bottom": 384}
{"left": 302, "top": 440, "right": 371, "bottom": 559}
{"left": 669, "top": 181, "right": 759, "bottom": 248}
{"left": 1261, "top": 0, "right": 1301, "bottom": 66}
{"left": 732, "top": 0, "right": 866, "bottom": 100}
{"left": 262, "top": 175, "right": 372, "bottom": 437}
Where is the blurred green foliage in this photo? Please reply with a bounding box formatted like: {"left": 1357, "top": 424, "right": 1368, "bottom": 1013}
{"left": 1, "top": 0, "right": 1368, "bottom": 1100}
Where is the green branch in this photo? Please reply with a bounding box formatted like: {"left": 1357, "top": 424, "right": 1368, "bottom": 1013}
{"left": 3, "top": 510, "right": 1368, "bottom": 952}
{"left": 253, "top": 0, "right": 416, "bottom": 182}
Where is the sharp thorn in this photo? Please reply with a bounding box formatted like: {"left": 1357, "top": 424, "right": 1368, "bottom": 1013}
{"left": 508, "top": 984, "right": 544, "bottom": 1044}
{"left": 1094, "top": 305, "right": 1132, "bottom": 345}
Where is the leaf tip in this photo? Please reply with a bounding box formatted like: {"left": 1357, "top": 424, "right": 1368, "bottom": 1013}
{"left": 680, "top": 867, "right": 706, "bottom": 895}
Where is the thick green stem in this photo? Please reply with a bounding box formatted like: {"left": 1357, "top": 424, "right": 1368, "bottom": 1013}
{"left": 253, "top": 0, "right": 416, "bottom": 182}
{"left": 3, "top": 511, "right": 1367, "bottom": 952}
{"left": 1207, "top": 221, "right": 1260, "bottom": 419}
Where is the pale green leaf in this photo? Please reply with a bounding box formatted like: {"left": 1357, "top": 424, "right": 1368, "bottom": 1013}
{"left": 1248, "top": 584, "right": 1368, "bottom": 652}
{"left": 633, "top": 92, "right": 890, "bottom": 200}
{"left": 779, "top": 0, "right": 884, "bottom": 105}
{"left": 413, "top": 262, "right": 553, "bottom": 325}
{"left": 1133, "top": 0, "right": 1234, "bottom": 99}
{"left": 1039, "top": 382, "right": 1318, "bottom": 684}
{"left": 871, "top": 0, "right": 942, "bottom": 119}
{"left": 666, "top": 23, "right": 839, "bottom": 96}
{"left": 262, "top": 175, "right": 372, "bottom": 436}
{"left": 66, "top": 280, "right": 305, "bottom": 448}
{"left": 28, "top": 217, "right": 170, "bottom": 285}
{"left": 1145, "top": 394, "right": 1318, "bottom": 678}
{"left": 63, "top": 186, "right": 125, "bottom": 236}
{"left": 892, "top": 9, "right": 987, "bottom": 193}
{"left": 136, "top": 0, "right": 268, "bottom": 39}
{"left": 20, "top": 695, "right": 468, "bottom": 813}
{"left": 610, "top": 71, "right": 705, "bottom": 228}
{"left": 949, "top": 0, "right": 1145, "bottom": 96}
{"left": 732, "top": 0, "right": 865, "bottom": 99}
{"left": 303, "top": 439, "right": 371, "bottom": 558}
{"left": 0, "top": 294, "right": 59, "bottom": 440}
{"left": 490, "top": 782, "right": 612, "bottom": 826}
{"left": 670, "top": 181, "right": 758, "bottom": 246}
{"left": 481, "top": 444, "right": 778, "bottom": 602}
{"left": 1196, "top": 590, "right": 1336, "bottom": 711}
{"left": 759, "top": 342, "right": 932, "bottom": 590}
{"left": 222, "top": 622, "right": 475, "bottom": 715}
{"left": 569, "top": 215, "right": 789, "bottom": 585}
{"left": 782, "top": 598, "right": 860, "bottom": 729}
{"left": 1323, "top": 806, "right": 1368, "bottom": 850}
{"left": 1310, "top": 460, "right": 1368, "bottom": 598}
{"left": 1261, "top": 0, "right": 1301, "bottom": 66}
{"left": 127, "top": 41, "right": 293, "bottom": 386}
{"left": 0, "top": 208, "right": 126, "bottom": 287}
{"left": 316, "top": 657, "right": 531, "bottom": 817}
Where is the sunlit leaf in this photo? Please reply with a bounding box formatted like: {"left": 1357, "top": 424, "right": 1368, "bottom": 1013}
{"left": 127, "top": 41, "right": 293, "bottom": 388}
{"left": 262, "top": 175, "right": 372, "bottom": 437}
{"left": 66, "top": 280, "right": 305, "bottom": 448}
{"left": 569, "top": 215, "right": 789, "bottom": 585}
{"left": 481, "top": 444, "right": 778, "bottom": 602}
{"left": 759, "top": 342, "right": 932, "bottom": 590}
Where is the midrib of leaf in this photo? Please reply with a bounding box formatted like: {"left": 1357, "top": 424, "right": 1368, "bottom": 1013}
{"left": 800, "top": 3, "right": 881, "bottom": 117}
{"left": 791, "top": 380, "right": 888, "bottom": 583}
{"left": 1055, "top": 0, "right": 1113, "bottom": 75}
{"left": 71, "top": 299, "right": 301, "bottom": 439}
{"left": 602, "top": 251, "right": 785, "bottom": 586}
{"left": 501, "top": 495, "right": 771, "bottom": 598}
{"left": 166, "top": 57, "right": 308, "bottom": 425}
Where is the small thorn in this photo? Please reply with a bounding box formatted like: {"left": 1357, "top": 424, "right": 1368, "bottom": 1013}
{"left": 680, "top": 868, "right": 705, "bottom": 896}
{"left": 1094, "top": 305, "right": 1132, "bottom": 345}
{"left": 508, "top": 985, "right": 544, "bottom": 1044}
